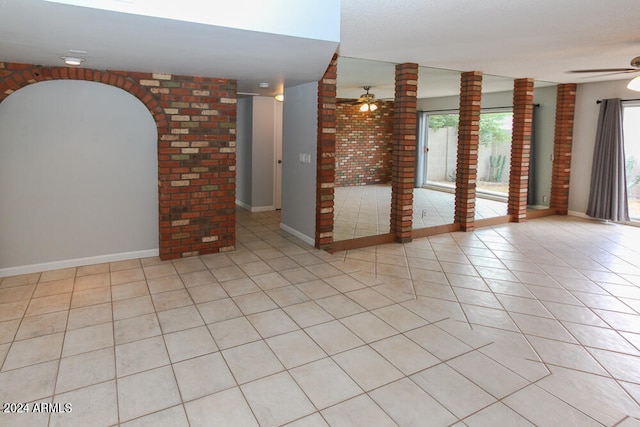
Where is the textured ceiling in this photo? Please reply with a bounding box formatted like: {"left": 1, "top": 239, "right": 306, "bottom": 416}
{"left": 340, "top": 0, "right": 640, "bottom": 84}
{"left": 1, "top": 0, "right": 638, "bottom": 98}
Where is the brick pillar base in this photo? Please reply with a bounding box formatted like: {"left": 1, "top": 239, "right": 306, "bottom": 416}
{"left": 316, "top": 54, "right": 338, "bottom": 249}
{"left": 390, "top": 63, "right": 418, "bottom": 243}
{"left": 550, "top": 83, "right": 577, "bottom": 215}
{"left": 508, "top": 78, "right": 535, "bottom": 222}
{"left": 455, "top": 71, "right": 483, "bottom": 231}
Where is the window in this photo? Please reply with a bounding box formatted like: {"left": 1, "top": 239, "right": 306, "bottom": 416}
{"left": 418, "top": 109, "right": 513, "bottom": 198}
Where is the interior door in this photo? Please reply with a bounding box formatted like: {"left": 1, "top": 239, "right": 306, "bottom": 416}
{"left": 274, "top": 99, "right": 283, "bottom": 210}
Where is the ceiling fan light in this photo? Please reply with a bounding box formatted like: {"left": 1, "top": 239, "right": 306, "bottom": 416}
{"left": 627, "top": 76, "right": 640, "bottom": 92}
{"left": 369, "top": 103, "right": 378, "bottom": 112}
{"left": 360, "top": 103, "right": 369, "bottom": 112}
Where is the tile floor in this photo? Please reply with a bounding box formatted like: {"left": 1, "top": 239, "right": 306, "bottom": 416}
{"left": 334, "top": 185, "right": 508, "bottom": 241}
{"left": 1, "top": 210, "right": 640, "bottom": 426}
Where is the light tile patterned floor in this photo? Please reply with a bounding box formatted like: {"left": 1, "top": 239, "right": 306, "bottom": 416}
{"left": 1, "top": 210, "right": 640, "bottom": 426}
{"left": 334, "top": 185, "right": 508, "bottom": 241}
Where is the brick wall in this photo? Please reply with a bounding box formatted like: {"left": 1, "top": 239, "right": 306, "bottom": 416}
{"left": 550, "top": 83, "right": 577, "bottom": 215}
{"left": 316, "top": 54, "right": 337, "bottom": 250}
{"left": 335, "top": 100, "right": 394, "bottom": 186}
{"left": 455, "top": 71, "right": 483, "bottom": 231}
{"left": 0, "top": 62, "right": 237, "bottom": 260}
{"left": 508, "top": 78, "right": 535, "bottom": 222}
{"left": 390, "top": 63, "right": 418, "bottom": 242}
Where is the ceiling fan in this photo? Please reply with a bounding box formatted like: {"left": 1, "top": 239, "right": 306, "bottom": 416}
{"left": 337, "top": 86, "right": 379, "bottom": 111}
{"left": 568, "top": 56, "right": 640, "bottom": 91}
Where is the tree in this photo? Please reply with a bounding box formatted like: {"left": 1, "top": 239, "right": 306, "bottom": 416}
{"left": 479, "top": 113, "right": 511, "bottom": 147}
{"left": 427, "top": 112, "right": 511, "bottom": 147}
{"left": 427, "top": 114, "right": 459, "bottom": 129}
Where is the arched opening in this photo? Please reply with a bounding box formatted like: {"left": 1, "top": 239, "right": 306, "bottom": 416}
{"left": 0, "top": 80, "right": 158, "bottom": 273}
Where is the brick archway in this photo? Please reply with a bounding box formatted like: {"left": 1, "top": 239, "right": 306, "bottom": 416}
{"left": 0, "top": 62, "right": 237, "bottom": 260}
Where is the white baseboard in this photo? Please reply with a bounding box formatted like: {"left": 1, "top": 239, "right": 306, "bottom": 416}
{"left": 0, "top": 249, "right": 159, "bottom": 278}
{"left": 568, "top": 210, "right": 590, "bottom": 219}
{"left": 279, "top": 223, "right": 315, "bottom": 246}
{"left": 235, "top": 200, "right": 275, "bottom": 213}
{"left": 568, "top": 210, "right": 639, "bottom": 227}
{"left": 235, "top": 200, "right": 251, "bottom": 210}
{"left": 251, "top": 205, "right": 275, "bottom": 213}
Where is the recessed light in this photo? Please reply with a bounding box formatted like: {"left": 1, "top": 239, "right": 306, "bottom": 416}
{"left": 259, "top": 82, "right": 270, "bottom": 88}
{"left": 60, "top": 57, "right": 85, "bottom": 66}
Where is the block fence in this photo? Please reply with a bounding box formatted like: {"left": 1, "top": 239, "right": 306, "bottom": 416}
{"left": 0, "top": 62, "right": 237, "bottom": 260}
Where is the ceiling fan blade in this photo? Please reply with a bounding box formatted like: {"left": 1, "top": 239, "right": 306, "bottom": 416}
{"left": 567, "top": 68, "right": 637, "bottom": 73}
{"left": 574, "top": 70, "right": 640, "bottom": 78}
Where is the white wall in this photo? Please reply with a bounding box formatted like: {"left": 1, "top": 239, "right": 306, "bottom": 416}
{"left": 569, "top": 79, "right": 638, "bottom": 215}
{"left": 48, "top": 0, "right": 341, "bottom": 42}
{"left": 236, "top": 96, "right": 253, "bottom": 207}
{"left": 281, "top": 82, "right": 318, "bottom": 244}
{"left": 0, "top": 80, "right": 158, "bottom": 275}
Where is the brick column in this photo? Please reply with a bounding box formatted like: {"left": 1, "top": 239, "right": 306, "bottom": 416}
{"left": 316, "top": 54, "right": 337, "bottom": 250}
{"left": 455, "top": 71, "right": 483, "bottom": 231}
{"left": 508, "top": 78, "right": 535, "bottom": 222}
{"left": 550, "top": 83, "right": 577, "bottom": 215}
{"left": 390, "top": 63, "right": 418, "bottom": 243}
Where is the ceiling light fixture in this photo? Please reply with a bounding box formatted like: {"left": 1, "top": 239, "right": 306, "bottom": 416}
{"left": 359, "top": 102, "right": 378, "bottom": 112}
{"left": 358, "top": 86, "right": 378, "bottom": 112}
{"left": 61, "top": 57, "right": 85, "bottom": 66}
{"left": 627, "top": 75, "right": 640, "bottom": 92}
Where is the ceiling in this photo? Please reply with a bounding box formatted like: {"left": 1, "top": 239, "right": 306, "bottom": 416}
{"left": 1, "top": 0, "right": 639, "bottom": 98}
{"left": 340, "top": 0, "right": 640, "bottom": 85}
{"left": 0, "top": 0, "right": 339, "bottom": 96}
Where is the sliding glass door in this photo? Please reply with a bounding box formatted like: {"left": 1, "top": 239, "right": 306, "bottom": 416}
{"left": 419, "top": 112, "right": 459, "bottom": 191}
{"left": 623, "top": 102, "right": 640, "bottom": 221}
{"left": 476, "top": 110, "right": 512, "bottom": 198}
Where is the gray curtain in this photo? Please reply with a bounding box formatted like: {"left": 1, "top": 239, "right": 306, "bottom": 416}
{"left": 586, "top": 98, "right": 629, "bottom": 221}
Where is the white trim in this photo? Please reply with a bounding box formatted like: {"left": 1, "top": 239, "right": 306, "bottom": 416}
{"left": 235, "top": 200, "right": 251, "bottom": 210}
{"left": 279, "top": 223, "right": 315, "bottom": 246}
{"left": 569, "top": 210, "right": 640, "bottom": 227}
{"left": 251, "top": 205, "right": 275, "bottom": 213}
{"left": 568, "top": 210, "right": 590, "bottom": 219}
{"left": 235, "top": 200, "right": 275, "bottom": 213}
{"left": 0, "top": 249, "right": 159, "bottom": 278}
